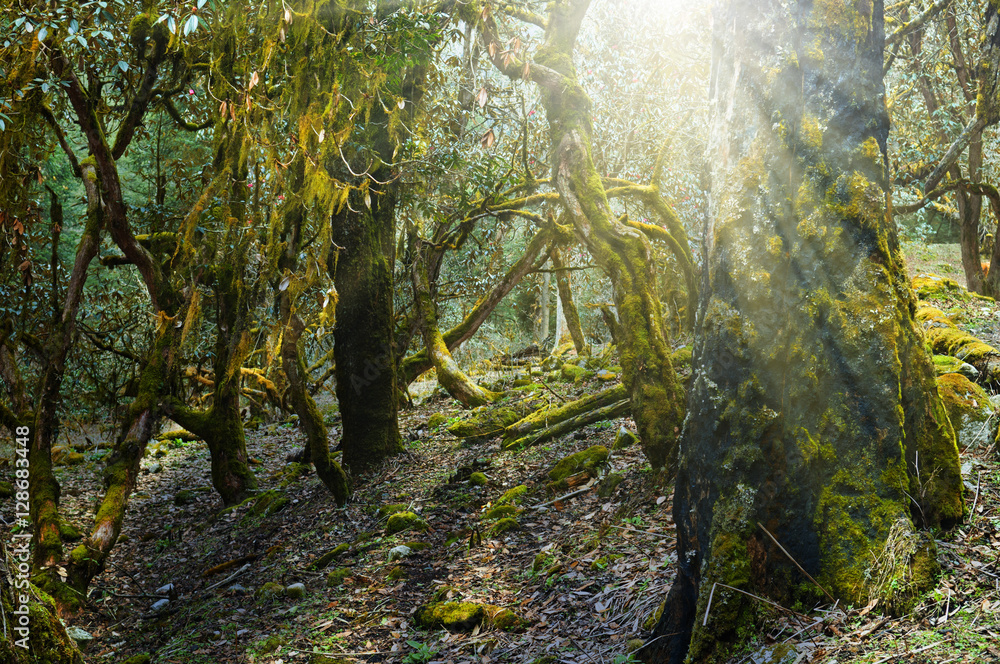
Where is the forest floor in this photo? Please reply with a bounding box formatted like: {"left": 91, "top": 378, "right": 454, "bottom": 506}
{"left": 25, "top": 247, "right": 1000, "bottom": 664}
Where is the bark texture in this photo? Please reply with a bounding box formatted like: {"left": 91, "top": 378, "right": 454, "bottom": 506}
{"left": 643, "top": 2, "right": 963, "bottom": 662}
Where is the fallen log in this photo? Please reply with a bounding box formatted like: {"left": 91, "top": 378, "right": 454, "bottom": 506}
{"left": 501, "top": 399, "right": 631, "bottom": 450}
{"left": 502, "top": 384, "right": 628, "bottom": 444}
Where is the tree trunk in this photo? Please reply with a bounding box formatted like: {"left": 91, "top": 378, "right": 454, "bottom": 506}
{"left": 643, "top": 2, "right": 963, "bottom": 662}
{"left": 399, "top": 225, "right": 554, "bottom": 386}
{"left": 411, "top": 244, "right": 499, "bottom": 408}
{"left": 482, "top": 0, "right": 686, "bottom": 468}
{"left": 551, "top": 247, "right": 589, "bottom": 355}
{"left": 331, "top": 183, "right": 405, "bottom": 473}
{"left": 281, "top": 313, "right": 349, "bottom": 505}
{"left": 537, "top": 268, "right": 551, "bottom": 345}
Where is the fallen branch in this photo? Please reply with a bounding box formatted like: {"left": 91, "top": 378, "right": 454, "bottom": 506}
{"left": 502, "top": 398, "right": 630, "bottom": 450}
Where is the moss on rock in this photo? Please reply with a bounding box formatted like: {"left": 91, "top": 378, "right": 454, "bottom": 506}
{"left": 597, "top": 472, "right": 624, "bottom": 498}
{"left": 310, "top": 544, "right": 349, "bottom": 570}
{"left": 932, "top": 354, "right": 979, "bottom": 379}
{"left": 326, "top": 568, "right": 351, "bottom": 587}
{"left": 427, "top": 412, "right": 448, "bottom": 428}
{"left": 612, "top": 427, "right": 639, "bottom": 450}
{"left": 255, "top": 582, "right": 284, "bottom": 601}
{"left": 469, "top": 472, "right": 488, "bottom": 486}
{"left": 377, "top": 503, "right": 409, "bottom": 519}
{"left": 937, "top": 373, "right": 996, "bottom": 451}
{"left": 483, "top": 505, "right": 520, "bottom": 521}
{"left": 547, "top": 445, "right": 609, "bottom": 482}
{"left": 495, "top": 485, "right": 529, "bottom": 506}
{"left": 386, "top": 511, "right": 429, "bottom": 535}
{"left": 414, "top": 601, "right": 485, "bottom": 632}
{"left": 487, "top": 517, "right": 519, "bottom": 537}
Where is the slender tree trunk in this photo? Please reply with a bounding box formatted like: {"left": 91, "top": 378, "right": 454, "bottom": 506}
{"left": 281, "top": 312, "right": 349, "bottom": 504}
{"left": 551, "top": 247, "right": 589, "bottom": 355}
{"left": 537, "top": 268, "right": 551, "bottom": 345}
{"left": 411, "top": 245, "right": 499, "bottom": 408}
{"left": 643, "top": 2, "right": 963, "bottom": 662}
{"left": 399, "top": 225, "right": 553, "bottom": 385}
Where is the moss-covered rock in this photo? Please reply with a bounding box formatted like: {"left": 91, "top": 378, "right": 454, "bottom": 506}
{"left": 427, "top": 412, "right": 449, "bottom": 428}
{"left": 414, "top": 601, "right": 485, "bottom": 632}
{"left": 279, "top": 462, "right": 311, "bottom": 487}
{"left": 0, "top": 480, "right": 14, "bottom": 498}
{"left": 597, "top": 472, "right": 625, "bottom": 498}
{"left": 447, "top": 405, "right": 530, "bottom": 444}
{"left": 485, "top": 605, "right": 525, "bottom": 630}
{"left": 121, "top": 655, "right": 152, "bottom": 664}
{"left": 487, "top": 517, "right": 519, "bottom": 537}
{"left": 284, "top": 583, "right": 306, "bottom": 599}
{"left": 612, "top": 426, "right": 639, "bottom": 450}
{"left": 255, "top": 582, "right": 284, "bottom": 601}
{"left": 495, "top": 485, "right": 529, "bottom": 506}
{"left": 483, "top": 505, "right": 520, "bottom": 521}
{"left": 937, "top": 373, "right": 996, "bottom": 451}
{"left": 258, "top": 635, "right": 287, "bottom": 654}
{"left": 402, "top": 540, "right": 432, "bottom": 552}
{"left": 469, "top": 472, "right": 488, "bottom": 486}
{"left": 912, "top": 274, "right": 973, "bottom": 301}
{"left": 245, "top": 490, "right": 289, "bottom": 520}
{"left": 670, "top": 345, "right": 693, "bottom": 368}
{"left": 310, "top": 544, "right": 349, "bottom": 570}
{"left": 174, "top": 489, "right": 198, "bottom": 506}
{"left": 326, "top": 568, "right": 351, "bottom": 587}
{"left": 933, "top": 354, "right": 979, "bottom": 379}
{"left": 917, "top": 304, "right": 1000, "bottom": 383}
{"left": 387, "top": 566, "right": 408, "bottom": 582}
{"left": 62, "top": 452, "right": 86, "bottom": 466}
{"left": 377, "top": 503, "right": 409, "bottom": 519}
{"left": 386, "top": 511, "right": 428, "bottom": 535}
{"left": 547, "top": 445, "right": 609, "bottom": 482}
{"left": 155, "top": 428, "right": 200, "bottom": 442}
{"left": 560, "top": 363, "right": 590, "bottom": 382}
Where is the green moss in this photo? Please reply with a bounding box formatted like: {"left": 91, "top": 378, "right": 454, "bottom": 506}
{"left": 326, "top": 568, "right": 350, "bottom": 587}
{"left": 174, "top": 489, "right": 198, "bottom": 506}
{"left": 485, "top": 605, "right": 524, "bottom": 630}
{"left": 121, "top": 655, "right": 152, "bottom": 664}
{"left": 597, "top": 472, "right": 624, "bottom": 498}
{"left": 487, "top": 517, "right": 519, "bottom": 537}
{"left": 936, "top": 373, "right": 995, "bottom": 451}
{"left": 932, "top": 354, "right": 978, "bottom": 378}
{"left": 310, "top": 544, "right": 349, "bottom": 570}
{"left": 255, "top": 582, "right": 284, "bottom": 600}
{"left": 547, "top": 445, "right": 609, "bottom": 482}
{"left": 0, "top": 481, "right": 12, "bottom": 498}
{"left": 414, "top": 601, "right": 485, "bottom": 632}
{"left": 258, "top": 634, "right": 287, "bottom": 654}
{"left": 385, "top": 511, "right": 428, "bottom": 535}
{"left": 912, "top": 274, "right": 968, "bottom": 301}
{"left": 279, "top": 462, "right": 311, "bottom": 488}
{"left": 469, "top": 472, "right": 488, "bottom": 486}
{"left": 377, "top": 503, "right": 409, "bottom": 519}
{"left": 483, "top": 505, "right": 520, "bottom": 521}
{"left": 590, "top": 553, "right": 623, "bottom": 570}
{"left": 495, "top": 485, "right": 529, "bottom": 506}
{"left": 447, "top": 406, "right": 526, "bottom": 442}
{"left": 402, "top": 540, "right": 432, "bottom": 552}
{"left": 427, "top": 412, "right": 448, "bottom": 428}
{"left": 612, "top": 427, "right": 639, "bottom": 450}
{"left": 642, "top": 600, "right": 666, "bottom": 631}
{"left": 560, "top": 363, "right": 589, "bottom": 382}
{"left": 387, "top": 566, "right": 408, "bottom": 582}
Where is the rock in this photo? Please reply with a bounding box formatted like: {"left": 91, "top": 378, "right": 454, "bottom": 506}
{"left": 402, "top": 540, "right": 432, "bottom": 552}
{"left": 595, "top": 369, "right": 618, "bottom": 381}
{"left": 150, "top": 598, "right": 169, "bottom": 612}
{"left": 487, "top": 517, "right": 519, "bottom": 537}
{"left": 51, "top": 445, "right": 70, "bottom": 464}
{"left": 310, "top": 654, "right": 351, "bottom": 664}
{"left": 937, "top": 373, "right": 996, "bottom": 451}
{"left": 63, "top": 452, "right": 86, "bottom": 465}
{"left": 483, "top": 505, "right": 520, "bottom": 521}
{"left": 388, "top": 545, "right": 412, "bottom": 562}
{"left": 228, "top": 583, "right": 247, "bottom": 594}
{"left": 121, "top": 655, "right": 152, "bottom": 664}
{"left": 155, "top": 583, "right": 174, "bottom": 595}
{"left": 560, "top": 363, "right": 590, "bottom": 382}
{"left": 468, "top": 472, "right": 488, "bottom": 486}
{"left": 495, "top": 485, "right": 529, "bottom": 506}
{"left": 387, "top": 566, "right": 408, "bottom": 582}
{"left": 612, "top": 426, "right": 639, "bottom": 450}
{"left": 427, "top": 412, "right": 449, "bottom": 428}
{"left": 385, "top": 511, "right": 428, "bottom": 535}
{"left": 284, "top": 582, "right": 306, "bottom": 599}
{"left": 627, "top": 639, "right": 646, "bottom": 653}
{"left": 146, "top": 462, "right": 162, "bottom": 474}
{"left": 376, "top": 503, "right": 409, "bottom": 519}
{"left": 597, "top": 472, "right": 624, "bottom": 498}
{"left": 255, "top": 582, "right": 284, "bottom": 601}
{"left": 933, "top": 354, "right": 979, "bottom": 379}
{"left": 174, "top": 489, "right": 198, "bottom": 506}
{"left": 485, "top": 605, "right": 524, "bottom": 630}
{"left": 65, "top": 626, "right": 93, "bottom": 649}
{"left": 547, "top": 445, "right": 609, "bottom": 482}
{"left": 258, "top": 634, "right": 287, "bottom": 654}
{"left": 326, "top": 568, "right": 350, "bottom": 587}
{"left": 414, "top": 601, "right": 485, "bottom": 632}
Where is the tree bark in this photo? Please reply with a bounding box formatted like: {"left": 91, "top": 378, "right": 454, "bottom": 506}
{"left": 411, "top": 244, "right": 499, "bottom": 408}
{"left": 643, "top": 2, "right": 963, "bottom": 662}
{"left": 331, "top": 183, "right": 405, "bottom": 473}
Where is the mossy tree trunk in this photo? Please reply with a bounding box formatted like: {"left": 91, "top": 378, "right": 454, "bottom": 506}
{"left": 30, "top": 162, "right": 102, "bottom": 577}
{"left": 411, "top": 242, "right": 499, "bottom": 408}
{"left": 399, "top": 224, "right": 554, "bottom": 385}
{"left": 329, "top": 176, "right": 406, "bottom": 473}
{"left": 550, "top": 247, "right": 589, "bottom": 355}
{"left": 643, "top": 2, "right": 963, "bottom": 662}
{"left": 480, "top": 0, "right": 685, "bottom": 468}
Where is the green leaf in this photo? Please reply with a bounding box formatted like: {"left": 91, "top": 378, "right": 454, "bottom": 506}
{"left": 118, "top": 60, "right": 129, "bottom": 73}
{"left": 184, "top": 15, "right": 198, "bottom": 36}
{"left": 37, "top": 26, "right": 47, "bottom": 41}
